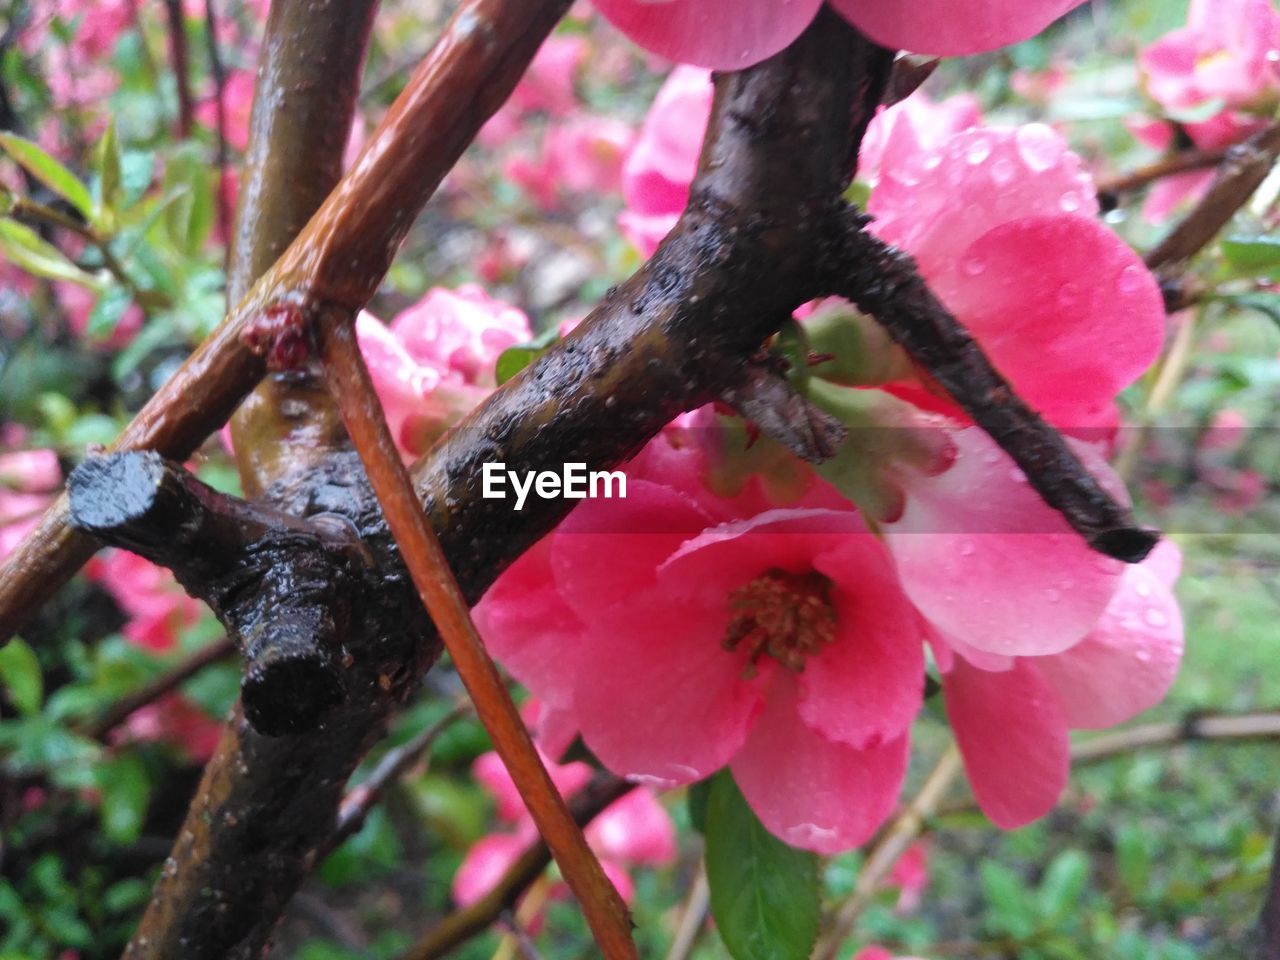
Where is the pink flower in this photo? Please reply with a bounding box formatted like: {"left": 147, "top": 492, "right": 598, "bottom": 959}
{"left": 856, "top": 92, "right": 983, "bottom": 184}
{"left": 357, "top": 285, "right": 531, "bottom": 458}
{"left": 54, "top": 281, "right": 143, "bottom": 350}
{"left": 867, "top": 125, "right": 1165, "bottom": 433}
{"left": 194, "top": 71, "right": 257, "bottom": 152}
{"left": 619, "top": 67, "right": 712, "bottom": 257}
{"left": 85, "top": 550, "right": 203, "bottom": 653}
{"left": 1200, "top": 408, "right": 1249, "bottom": 455}
{"left": 476, "top": 444, "right": 926, "bottom": 854}
{"left": 453, "top": 748, "right": 676, "bottom": 908}
{"left": 888, "top": 841, "right": 930, "bottom": 913}
{"left": 939, "top": 539, "right": 1183, "bottom": 826}
{"left": 479, "top": 35, "right": 590, "bottom": 147}
{"left": 592, "top": 0, "right": 1087, "bottom": 69}
{"left": 117, "top": 693, "right": 224, "bottom": 763}
{"left": 1141, "top": 0, "right": 1280, "bottom": 125}
{"left": 0, "top": 446, "right": 60, "bottom": 563}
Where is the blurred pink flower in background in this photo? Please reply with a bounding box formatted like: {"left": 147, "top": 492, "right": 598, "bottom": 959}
{"left": 357, "top": 284, "right": 531, "bottom": 458}
{"left": 0, "top": 446, "right": 60, "bottom": 562}
{"left": 116, "top": 693, "right": 224, "bottom": 764}
{"left": 54, "top": 281, "right": 143, "bottom": 350}
{"left": 454, "top": 748, "right": 675, "bottom": 907}
{"left": 85, "top": 550, "right": 203, "bottom": 654}
{"left": 1137, "top": 0, "right": 1280, "bottom": 220}
{"left": 479, "top": 35, "right": 589, "bottom": 148}
{"left": 592, "top": 0, "right": 1087, "bottom": 69}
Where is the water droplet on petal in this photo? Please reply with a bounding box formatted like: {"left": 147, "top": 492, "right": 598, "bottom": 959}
{"left": 1144, "top": 608, "right": 1168, "bottom": 628}
{"left": 1016, "top": 124, "right": 1063, "bottom": 172}
{"left": 991, "top": 156, "right": 1016, "bottom": 185}
{"left": 1117, "top": 264, "right": 1147, "bottom": 297}
{"left": 958, "top": 539, "right": 976, "bottom": 557}
{"left": 1059, "top": 191, "right": 1082, "bottom": 213}
{"left": 961, "top": 255, "right": 986, "bottom": 277}
{"left": 966, "top": 138, "right": 992, "bottom": 165}
{"left": 1135, "top": 649, "right": 1153, "bottom": 663}
{"left": 1044, "top": 587, "right": 1062, "bottom": 603}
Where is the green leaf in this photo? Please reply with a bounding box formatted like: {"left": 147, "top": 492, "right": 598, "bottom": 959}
{"left": 0, "top": 637, "right": 42, "bottom": 715}
{"left": 86, "top": 285, "right": 133, "bottom": 338}
{"left": 980, "top": 861, "right": 1037, "bottom": 938}
{"left": 705, "top": 771, "right": 821, "bottom": 960}
{"left": 1115, "top": 824, "right": 1152, "bottom": 899}
{"left": 1221, "top": 236, "right": 1280, "bottom": 277}
{"left": 96, "top": 754, "right": 151, "bottom": 845}
{"left": 0, "top": 219, "right": 103, "bottom": 287}
{"left": 93, "top": 120, "right": 122, "bottom": 230}
{"left": 0, "top": 132, "right": 94, "bottom": 220}
{"left": 1038, "top": 849, "right": 1089, "bottom": 921}
{"left": 495, "top": 328, "right": 561, "bottom": 385}
{"left": 687, "top": 779, "right": 711, "bottom": 835}
{"left": 161, "top": 145, "right": 213, "bottom": 256}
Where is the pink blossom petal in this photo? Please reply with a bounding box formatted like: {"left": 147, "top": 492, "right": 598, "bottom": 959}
{"left": 1034, "top": 546, "right": 1183, "bottom": 729}
{"left": 929, "top": 215, "right": 1165, "bottom": 429}
{"left": 473, "top": 538, "right": 590, "bottom": 711}
{"left": 453, "top": 834, "right": 526, "bottom": 906}
{"left": 732, "top": 679, "right": 909, "bottom": 854}
{"left": 592, "top": 0, "right": 822, "bottom": 70}
{"left": 870, "top": 126, "right": 1097, "bottom": 274}
{"left": 798, "top": 537, "right": 926, "bottom": 749}
{"left": 586, "top": 789, "right": 678, "bottom": 866}
{"left": 550, "top": 478, "right": 714, "bottom": 621}
{"left": 885, "top": 428, "right": 1126, "bottom": 657}
{"left": 945, "top": 657, "right": 1069, "bottom": 828}
{"left": 571, "top": 585, "right": 767, "bottom": 787}
{"left": 472, "top": 751, "right": 593, "bottom": 823}
{"left": 834, "top": 0, "right": 1085, "bottom": 57}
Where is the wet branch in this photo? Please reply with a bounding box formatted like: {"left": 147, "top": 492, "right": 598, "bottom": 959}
{"left": 823, "top": 220, "right": 1158, "bottom": 562}
{"left": 1095, "top": 146, "right": 1228, "bottom": 207}
{"left": 0, "top": 0, "right": 574, "bottom": 644}
{"left": 1145, "top": 121, "right": 1280, "bottom": 281}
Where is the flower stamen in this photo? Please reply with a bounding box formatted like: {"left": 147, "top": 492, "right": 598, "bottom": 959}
{"left": 723, "top": 568, "right": 837, "bottom": 679}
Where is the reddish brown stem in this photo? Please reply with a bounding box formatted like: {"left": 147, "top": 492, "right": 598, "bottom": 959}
{"left": 1095, "top": 146, "right": 1229, "bottom": 204}
{"left": 317, "top": 310, "right": 637, "bottom": 959}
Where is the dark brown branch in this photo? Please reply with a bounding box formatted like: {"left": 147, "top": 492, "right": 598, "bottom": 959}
{"left": 1095, "top": 146, "right": 1229, "bottom": 207}
{"left": 67, "top": 451, "right": 366, "bottom": 734}
{"left": 823, "top": 221, "right": 1158, "bottom": 562}
{"left": 202, "top": 0, "right": 232, "bottom": 254}
{"left": 1145, "top": 121, "right": 1280, "bottom": 280}
{"left": 83, "top": 636, "right": 235, "bottom": 740}
{"left": 332, "top": 699, "right": 472, "bottom": 847}
{"left": 162, "top": 0, "right": 194, "bottom": 139}
{"left": 403, "top": 774, "right": 636, "bottom": 960}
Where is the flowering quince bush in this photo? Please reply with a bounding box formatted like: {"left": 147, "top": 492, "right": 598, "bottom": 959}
{"left": 1, "top": 1, "right": 1280, "bottom": 959}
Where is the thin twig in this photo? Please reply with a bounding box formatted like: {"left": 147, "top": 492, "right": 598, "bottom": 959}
{"left": 317, "top": 310, "right": 637, "bottom": 960}
{"left": 402, "top": 774, "right": 636, "bottom": 960}
{"left": 1145, "top": 121, "right": 1280, "bottom": 279}
{"left": 331, "top": 698, "right": 473, "bottom": 847}
{"left": 162, "top": 0, "right": 194, "bottom": 138}
{"left": 664, "top": 861, "right": 710, "bottom": 960}
{"left": 6, "top": 194, "right": 166, "bottom": 308}
{"left": 202, "top": 0, "right": 232, "bottom": 259}
{"left": 1096, "top": 147, "right": 1229, "bottom": 205}
{"left": 813, "top": 745, "right": 963, "bottom": 960}
{"left": 827, "top": 221, "right": 1157, "bottom": 562}
{"left": 82, "top": 636, "right": 235, "bottom": 740}
{"left": 1072, "top": 710, "right": 1280, "bottom": 763}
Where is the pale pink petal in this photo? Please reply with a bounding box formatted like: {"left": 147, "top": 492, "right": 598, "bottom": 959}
{"left": 592, "top": 0, "right": 822, "bottom": 70}
{"left": 870, "top": 126, "right": 1098, "bottom": 280}
{"left": 453, "top": 834, "right": 526, "bottom": 906}
{"left": 798, "top": 537, "right": 925, "bottom": 749}
{"left": 886, "top": 428, "right": 1126, "bottom": 657}
{"left": 586, "top": 789, "right": 678, "bottom": 866}
{"left": 1034, "top": 546, "right": 1183, "bottom": 729}
{"left": 472, "top": 751, "right": 594, "bottom": 823}
{"left": 732, "top": 679, "right": 909, "bottom": 854}
{"left": 834, "top": 0, "right": 1085, "bottom": 57}
{"left": 945, "top": 657, "right": 1069, "bottom": 828}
